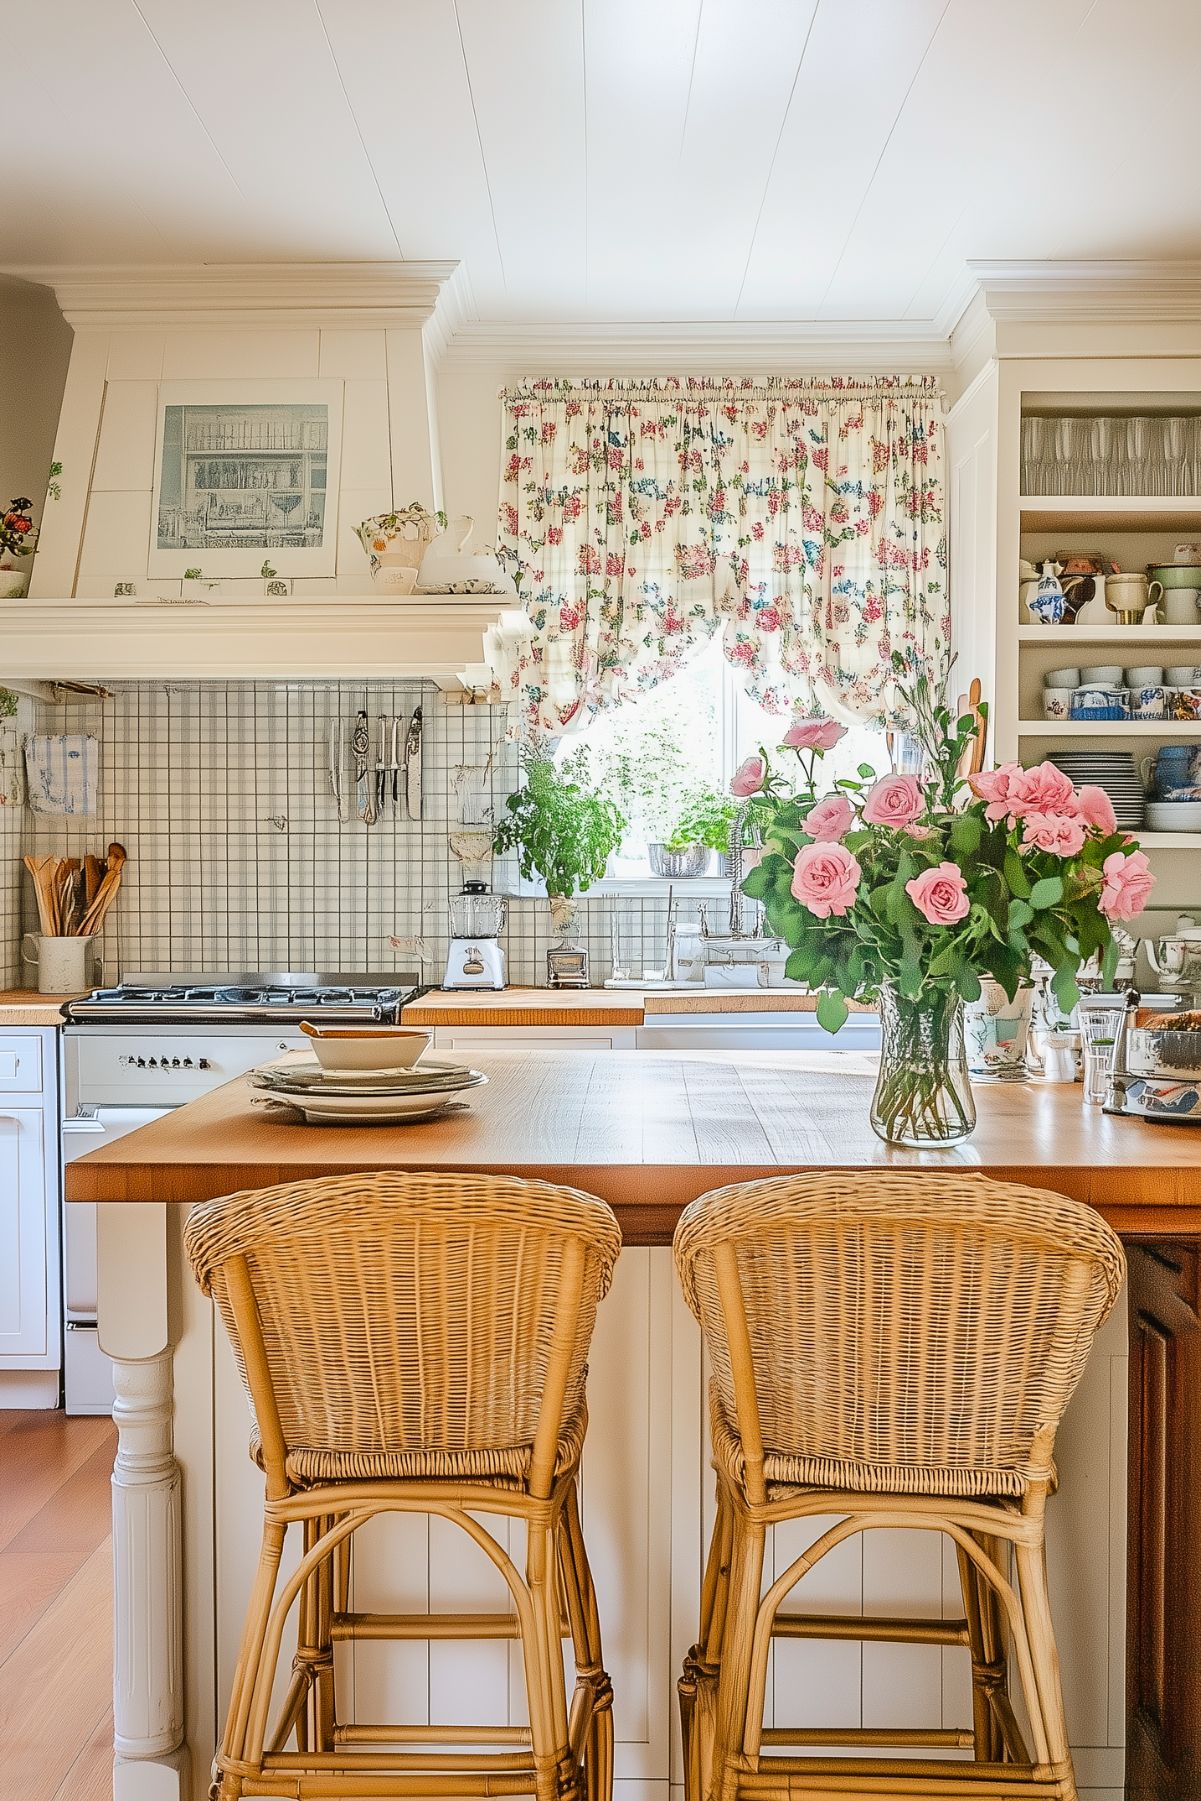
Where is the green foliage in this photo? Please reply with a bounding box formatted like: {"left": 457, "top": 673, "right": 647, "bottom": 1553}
{"left": 665, "top": 787, "right": 738, "bottom": 854}
{"left": 492, "top": 749, "right": 626, "bottom": 901}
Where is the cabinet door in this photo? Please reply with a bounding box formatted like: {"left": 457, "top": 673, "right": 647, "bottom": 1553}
{"left": 1127, "top": 1244, "right": 1201, "bottom": 1801}
{"left": 0, "top": 1107, "right": 56, "bottom": 1365}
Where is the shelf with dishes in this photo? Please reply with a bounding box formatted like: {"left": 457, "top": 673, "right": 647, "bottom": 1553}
{"left": 1018, "top": 720, "right": 1201, "bottom": 736}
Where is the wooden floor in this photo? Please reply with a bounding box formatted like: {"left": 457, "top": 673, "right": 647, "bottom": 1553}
{"left": 0, "top": 1410, "right": 116, "bottom": 1801}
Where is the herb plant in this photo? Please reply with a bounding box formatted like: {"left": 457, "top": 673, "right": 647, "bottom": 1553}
{"left": 666, "top": 787, "right": 738, "bottom": 854}
{"left": 493, "top": 749, "right": 626, "bottom": 900}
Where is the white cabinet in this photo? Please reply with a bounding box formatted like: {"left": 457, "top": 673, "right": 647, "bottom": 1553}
{"left": 0, "top": 1028, "right": 61, "bottom": 1404}
{"left": 431, "top": 1024, "right": 639, "bottom": 1054}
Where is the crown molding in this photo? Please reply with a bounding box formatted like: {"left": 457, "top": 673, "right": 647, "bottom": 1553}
{"left": 437, "top": 316, "right": 954, "bottom": 374}
{"left": 2, "top": 261, "right": 463, "bottom": 330}
{"left": 422, "top": 261, "right": 477, "bottom": 366}
{"left": 966, "top": 259, "right": 1201, "bottom": 322}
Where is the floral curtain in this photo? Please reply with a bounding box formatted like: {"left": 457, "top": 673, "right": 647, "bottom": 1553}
{"left": 497, "top": 376, "right": 948, "bottom": 739}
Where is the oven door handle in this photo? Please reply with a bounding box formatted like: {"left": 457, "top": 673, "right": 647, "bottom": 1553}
{"left": 62, "top": 1105, "right": 106, "bottom": 1135}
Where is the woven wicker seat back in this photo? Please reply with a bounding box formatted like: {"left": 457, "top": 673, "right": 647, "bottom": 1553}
{"left": 675, "top": 1171, "right": 1124, "bottom": 1498}
{"left": 185, "top": 1171, "right": 621, "bottom": 1485}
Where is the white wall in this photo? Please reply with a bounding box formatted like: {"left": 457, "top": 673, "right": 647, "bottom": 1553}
{"left": 0, "top": 277, "right": 72, "bottom": 521}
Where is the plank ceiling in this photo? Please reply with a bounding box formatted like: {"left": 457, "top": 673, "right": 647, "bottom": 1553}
{"left": 6, "top": 0, "right": 1201, "bottom": 324}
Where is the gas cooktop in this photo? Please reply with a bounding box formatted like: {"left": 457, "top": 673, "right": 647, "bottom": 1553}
{"left": 63, "top": 972, "right": 424, "bottom": 1025}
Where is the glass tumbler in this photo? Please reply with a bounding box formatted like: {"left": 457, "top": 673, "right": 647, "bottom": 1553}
{"left": 1080, "top": 1006, "right": 1122, "bottom": 1106}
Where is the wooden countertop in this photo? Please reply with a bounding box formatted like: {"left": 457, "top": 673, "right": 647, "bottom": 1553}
{"left": 0, "top": 988, "right": 77, "bottom": 1026}
{"left": 401, "top": 987, "right": 856, "bottom": 1026}
{"left": 65, "top": 1049, "right": 1201, "bottom": 1242}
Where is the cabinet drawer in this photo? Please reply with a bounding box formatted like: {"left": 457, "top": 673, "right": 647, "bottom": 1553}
{"left": 0, "top": 1033, "right": 44, "bottom": 1094}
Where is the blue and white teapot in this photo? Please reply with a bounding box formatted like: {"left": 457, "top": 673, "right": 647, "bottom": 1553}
{"left": 1026, "top": 561, "right": 1067, "bottom": 625}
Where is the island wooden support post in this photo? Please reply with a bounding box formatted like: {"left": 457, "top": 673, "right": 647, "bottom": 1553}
{"left": 97, "top": 1200, "right": 188, "bottom": 1801}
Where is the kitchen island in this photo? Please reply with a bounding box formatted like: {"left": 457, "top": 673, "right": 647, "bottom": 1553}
{"left": 67, "top": 1051, "right": 1201, "bottom": 1801}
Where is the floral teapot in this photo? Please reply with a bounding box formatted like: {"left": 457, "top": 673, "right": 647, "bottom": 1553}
{"left": 1146, "top": 916, "right": 1201, "bottom": 989}
{"left": 355, "top": 503, "right": 446, "bottom": 592}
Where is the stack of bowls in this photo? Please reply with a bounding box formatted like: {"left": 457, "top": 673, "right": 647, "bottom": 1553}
{"left": 1048, "top": 750, "right": 1146, "bottom": 831}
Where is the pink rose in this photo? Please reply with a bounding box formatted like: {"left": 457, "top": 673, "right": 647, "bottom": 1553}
{"left": 1075, "top": 784, "right": 1117, "bottom": 836}
{"left": 968, "top": 761, "right": 1024, "bottom": 823}
{"left": 731, "top": 756, "right": 765, "bottom": 798}
{"left": 1005, "top": 761, "right": 1077, "bottom": 822}
{"left": 804, "top": 794, "right": 853, "bottom": 842}
{"left": 790, "top": 842, "right": 862, "bottom": 919}
{"left": 1021, "top": 810, "right": 1087, "bottom": 857}
{"left": 1098, "top": 849, "right": 1155, "bottom": 921}
{"left": 862, "top": 773, "right": 925, "bottom": 828}
{"left": 783, "top": 717, "right": 847, "bottom": 752}
{"left": 905, "top": 860, "right": 971, "bottom": 926}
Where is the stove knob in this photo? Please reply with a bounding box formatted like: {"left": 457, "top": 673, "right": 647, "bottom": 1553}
{"left": 148, "top": 1057, "right": 158, "bottom": 1068}
{"left": 183, "top": 1058, "right": 193, "bottom": 1068}
{"left": 171, "top": 1057, "right": 181, "bottom": 1068}
{"left": 198, "top": 1057, "right": 210, "bottom": 1070}
{"left": 135, "top": 1056, "right": 146, "bottom": 1068}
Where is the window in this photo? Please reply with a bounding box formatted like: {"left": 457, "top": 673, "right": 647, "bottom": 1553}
{"left": 556, "top": 638, "right": 887, "bottom": 888}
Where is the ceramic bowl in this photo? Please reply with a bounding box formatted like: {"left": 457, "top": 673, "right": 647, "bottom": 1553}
{"left": 1173, "top": 687, "right": 1201, "bottom": 720}
{"left": 1070, "top": 687, "right": 1129, "bottom": 721}
{"left": 1147, "top": 563, "right": 1201, "bottom": 589}
{"left": 1080, "top": 665, "right": 1123, "bottom": 685}
{"left": 1131, "top": 685, "right": 1171, "bottom": 720}
{"left": 1125, "top": 666, "right": 1165, "bottom": 688}
{"left": 1044, "top": 666, "right": 1081, "bottom": 689}
{"left": 1146, "top": 800, "right": 1201, "bottom": 831}
{"left": 1043, "top": 687, "right": 1074, "bottom": 720}
{"left": 1167, "top": 665, "right": 1201, "bottom": 686}
{"left": 299, "top": 1022, "right": 432, "bottom": 1072}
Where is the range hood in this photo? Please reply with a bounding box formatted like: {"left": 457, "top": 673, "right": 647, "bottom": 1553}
{"left": 0, "top": 593, "right": 508, "bottom": 691}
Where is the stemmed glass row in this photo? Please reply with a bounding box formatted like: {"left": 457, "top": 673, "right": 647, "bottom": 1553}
{"left": 1021, "top": 414, "right": 1201, "bottom": 496}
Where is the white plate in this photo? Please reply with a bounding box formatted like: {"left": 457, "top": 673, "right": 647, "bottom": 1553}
{"left": 279, "top": 1079, "right": 487, "bottom": 1121}
{"left": 261, "top": 1096, "right": 469, "bottom": 1127}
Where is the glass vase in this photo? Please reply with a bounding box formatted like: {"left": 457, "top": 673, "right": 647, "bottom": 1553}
{"left": 870, "top": 983, "right": 977, "bottom": 1148}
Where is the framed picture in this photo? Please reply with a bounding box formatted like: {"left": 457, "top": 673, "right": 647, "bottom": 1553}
{"left": 148, "top": 380, "right": 343, "bottom": 577}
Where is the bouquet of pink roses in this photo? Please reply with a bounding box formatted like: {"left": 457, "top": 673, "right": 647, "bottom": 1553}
{"left": 735, "top": 672, "right": 1154, "bottom": 1144}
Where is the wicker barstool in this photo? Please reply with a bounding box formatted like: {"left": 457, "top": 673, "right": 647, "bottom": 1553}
{"left": 184, "top": 1170, "right": 621, "bottom": 1801}
{"left": 673, "top": 1171, "right": 1125, "bottom": 1801}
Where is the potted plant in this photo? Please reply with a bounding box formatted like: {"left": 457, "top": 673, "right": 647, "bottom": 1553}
{"left": 0, "top": 496, "right": 36, "bottom": 598}
{"left": 492, "top": 748, "right": 626, "bottom": 940}
{"left": 660, "top": 786, "right": 740, "bottom": 876}
{"left": 738, "top": 665, "right": 1155, "bottom": 1147}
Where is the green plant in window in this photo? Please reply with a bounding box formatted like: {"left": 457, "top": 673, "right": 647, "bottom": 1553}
{"left": 665, "top": 787, "right": 739, "bottom": 855}
{"left": 492, "top": 748, "right": 626, "bottom": 901}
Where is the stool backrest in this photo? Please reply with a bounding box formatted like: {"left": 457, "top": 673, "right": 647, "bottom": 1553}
{"left": 674, "top": 1171, "right": 1124, "bottom": 1502}
{"left": 185, "top": 1171, "right": 621, "bottom": 1499}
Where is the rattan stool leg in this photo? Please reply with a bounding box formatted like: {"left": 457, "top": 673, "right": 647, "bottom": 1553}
{"left": 215, "top": 1517, "right": 287, "bottom": 1798}
{"left": 523, "top": 1517, "right": 577, "bottom": 1801}
{"left": 1014, "top": 1536, "right": 1075, "bottom": 1797}
{"left": 956, "top": 1536, "right": 1007, "bottom": 1763}
{"left": 710, "top": 1510, "right": 766, "bottom": 1801}
{"left": 681, "top": 1485, "right": 734, "bottom": 1801}
{"left": 558, "top": 1483, "right": 613, "bottom": 1801}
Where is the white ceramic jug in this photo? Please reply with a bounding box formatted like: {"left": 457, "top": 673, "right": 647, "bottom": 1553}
{"left": 22, "top": 932, "right": 95, "bottom": 995}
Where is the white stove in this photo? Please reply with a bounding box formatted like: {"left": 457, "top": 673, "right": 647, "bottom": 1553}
{"left": 60, "top": 971, "right": 422, "bottom": 1412}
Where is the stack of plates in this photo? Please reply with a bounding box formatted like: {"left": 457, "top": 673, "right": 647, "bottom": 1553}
{"left": 1047, "top": 751, "right": 1146, "bottom": 832}
{"left": 250, "top": 1053, "right": 487, "bottom": 1125}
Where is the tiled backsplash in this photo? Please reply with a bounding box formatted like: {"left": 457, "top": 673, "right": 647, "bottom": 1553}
{"left": 15, "top": 682, "right": 683, "bottom": 988}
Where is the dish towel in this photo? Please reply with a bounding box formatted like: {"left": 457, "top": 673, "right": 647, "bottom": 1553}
{"left": 24, "top": 733, "right": 99, "bottom": 816}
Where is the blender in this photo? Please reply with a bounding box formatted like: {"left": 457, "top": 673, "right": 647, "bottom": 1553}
{"left": 443, "top": 880, "right": 508, "bottom": 989}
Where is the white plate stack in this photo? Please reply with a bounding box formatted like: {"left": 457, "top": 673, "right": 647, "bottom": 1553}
{"left": 1048, "top": 751, "right": 1146, "bottom": 833}
{"left": 250, "top": 1054, "right": 488, "bottom": 1125}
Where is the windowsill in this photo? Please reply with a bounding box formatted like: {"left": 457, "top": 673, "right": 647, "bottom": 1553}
{"left": 505, "top": 875, "right": 735, "bottom": 901}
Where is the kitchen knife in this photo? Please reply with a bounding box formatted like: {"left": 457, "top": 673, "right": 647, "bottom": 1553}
{"left": 376, "top": 714, "right": 389, "bottom": 815}
{"left": 390, "top": 715, "right": 402, "bottom": 816}
{"left": 405, "top": 706, "right": 423, "bottom": 820}
{"left": 352, "top": 709, "right": 371, "bottom": 823}
{"left": 327, "top": 719, "right": 343, "bottom": 821}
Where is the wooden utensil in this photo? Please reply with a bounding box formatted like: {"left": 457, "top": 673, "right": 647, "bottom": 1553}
{"left": 79, "top": 842, "right": 126, "bottom": 937}
{"left": 23, "top": 854, "right": 59, "bottom": 935}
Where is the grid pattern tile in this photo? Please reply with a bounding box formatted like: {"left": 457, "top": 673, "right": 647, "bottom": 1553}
{"left": 17, "top": 683, "right": 686, "bottom": 988}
